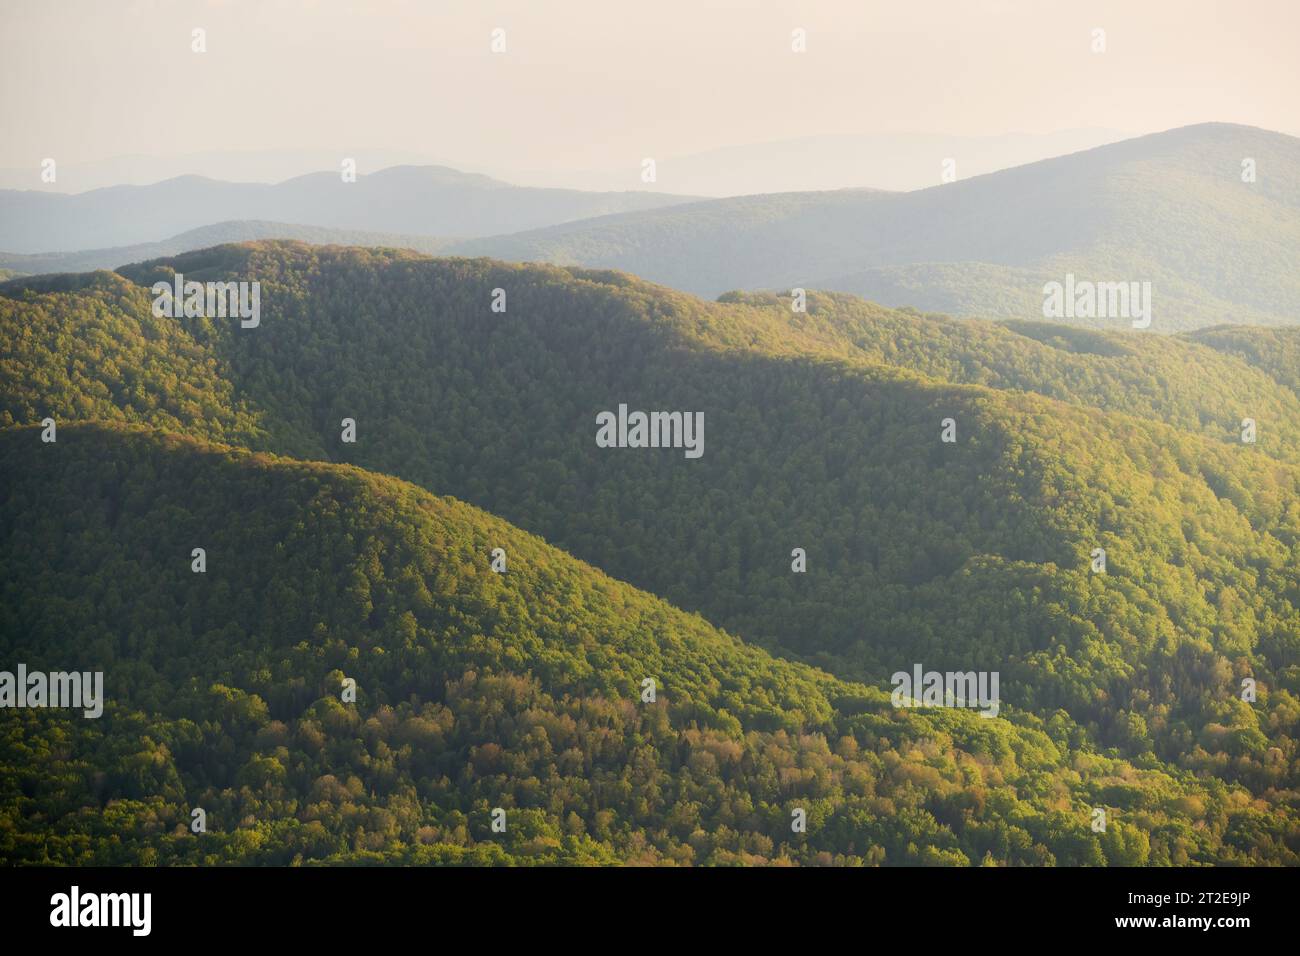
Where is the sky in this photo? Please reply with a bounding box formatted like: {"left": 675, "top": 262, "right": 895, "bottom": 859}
{"left": 2, "top": 0, "right": 1297, "bottom": 190}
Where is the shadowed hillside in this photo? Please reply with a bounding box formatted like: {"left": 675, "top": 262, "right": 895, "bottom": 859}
{"left": 4, "top": 244, "right": 1297, "bottom": 837}
{"left": 9, "top": 423, "right": 1284, "bottom": 865}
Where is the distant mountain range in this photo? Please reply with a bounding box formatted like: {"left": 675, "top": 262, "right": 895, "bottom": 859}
{"left": 0, "top": 130, "right": 1129, "bottom": 195}
{"left": 453, "top": 124, "right": 1300, "bottom": 331}
{"left": 561, "top": 127, "right": 1133, "bottom": 195}
{"left": 0, "top": 166, "right": 695, "bottom": 253}
{"left": 4, "top": 124, "right": 1296, "bottom": 332}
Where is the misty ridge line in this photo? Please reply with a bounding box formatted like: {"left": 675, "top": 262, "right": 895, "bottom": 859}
{"left": 0, "top": 161, "right": 697, "bottom": 255}
{"left": 3, "top": 122, "right": 1291, "bottom": 334}
{"left": 9, "top": 120, "right": 1279, "bottom": 205}
{"left": 1, "top": 126, "right": 1143, "bottom": 196}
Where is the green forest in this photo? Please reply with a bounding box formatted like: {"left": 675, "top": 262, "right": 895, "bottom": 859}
{"left": 1, "top": 241, "right": 1297, "bottom": 865}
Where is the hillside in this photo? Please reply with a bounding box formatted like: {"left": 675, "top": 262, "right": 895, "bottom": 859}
{"left": 1188, "top": 326, "right": 1300, "bottom": 398}
{"left": 714, "top": 289, "right": 1300, "bottom": 462}
{"left": 3, "top": 243, "right": 1298, "bottom": 846}
{"left": 451, "top": 124, "right": 1300, "bottom": 331}
{"left": 10, "top": 255, "right": 1300, "bottom": 461}
{"left": 9, "top": 422, "right": 1278, "bottom": 865}
{"left": 0, "top": 166, "right": 695, "bottom": 254}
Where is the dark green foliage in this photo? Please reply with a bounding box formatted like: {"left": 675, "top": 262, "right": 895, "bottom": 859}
{"left": 1, "top": 425, "right": 1290, "bottom": 865}
{"left": 1189, "top": 325, "right": 1300, "bottom": 398}
{"left": 1, "top": 241, "right": 1297, "bottom": 865}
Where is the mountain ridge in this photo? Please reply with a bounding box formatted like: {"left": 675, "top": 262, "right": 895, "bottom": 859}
{"left": 3, "top": 240, "right": 1297, "bottom": 865}
{"left": 4, "top": 243, "right": 1296, "bottom": 767}
{"left": 0, "top": 166, "right": 697, "bottom": 254}
{"left": 449, "top": 123, "right": 1300, "bottom": 330}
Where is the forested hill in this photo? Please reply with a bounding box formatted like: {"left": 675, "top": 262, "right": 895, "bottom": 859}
{"left": 0, "top": 423, "right": 1289, "bottom": 865}
{"left": 1, "top": 241, "right": 1298, "bottom": 864}
{"left": 714, "top": 289, "right": 1300, "bottom": 462}
{"left": 1187, "top": 326, "right": 1300, "bottom": 399}
{"left": 7, "top": 246, "right": 1300, "bottom": 462}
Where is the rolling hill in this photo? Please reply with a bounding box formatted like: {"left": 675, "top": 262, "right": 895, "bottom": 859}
{"left": 3, "top": 0, "right": 1296, "bottom": 875}
{"left": 3, "top": 242, "right": 1297, "bottom": 852}
{"left": 451, "top": 124, "right": 1300, "bottom": 331}
{"left": 7, "top": 422, "right": 1279, "bottom": 865}
{"left": 0, "top": 166, "right": 695, "bottom": 254}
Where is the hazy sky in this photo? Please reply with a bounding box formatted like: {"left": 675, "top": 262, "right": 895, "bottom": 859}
{"left": 2, "top": 0, "right": 1297, "bottom": 182}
